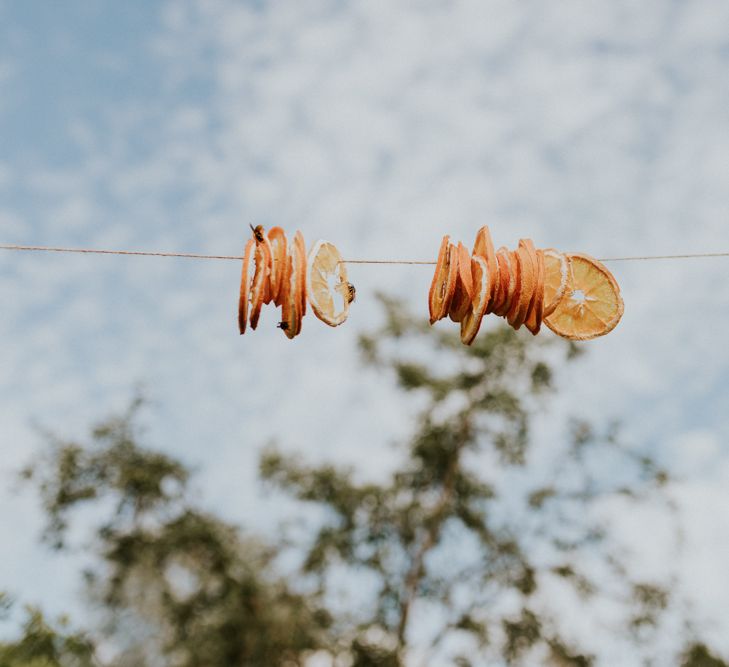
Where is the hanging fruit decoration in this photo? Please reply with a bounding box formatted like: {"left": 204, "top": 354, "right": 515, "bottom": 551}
{"left": 428, "top": 226, "right": 624, "bottom": 343}
{"left": 237, "top": 224, "right": 623, "bottom": 343}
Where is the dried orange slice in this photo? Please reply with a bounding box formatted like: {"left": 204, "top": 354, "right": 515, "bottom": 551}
{"left": 278, "top": 254, "right": 297, "bottom": 339}
{"left": 279, "top": 245, "right": 304, "bottom": 339}
{"left": 293, "top": 231, "right": 307, "bottom": 317}
{"left": 249, "top": 238, "right": 272, "bottom": 330}
{"left": 511, "top": 242, "right": 535, "bottom": 330}
{"left": 525, "top": 246, "right": 545, "bottom": 335}
{"left": 492, "top": 247, "right": 514, "bottom": 316}
{"left": 268, "top": 227, "right": 288, "bottom": 306}
{"left": 506, "top": 249, "right": 525, "bottom": 329}
{"left": 505, "top": 250, "right": 520, "bottom": 324}
{"left": 448, "top": 242, "right": 474, "bottom": 323}
{"left": 461, "top": 255, "right": 492, "bottom": 345}
{"left": 306, "top": 240, "right": 350, "bottom": 327}
{"left": 428, "top": 236, "right": 458, "bottom": 324}
{"left": 472, "top": 226, "right": 498, "bottom": 312}
{"left": 542, "top": 248, "right": 569, "bottom": 318}
{"left": 237, "top": 238, "right": 255, "bottom": 334}
{"left": 544, "top": 253, "right": 624, "bottom": 340}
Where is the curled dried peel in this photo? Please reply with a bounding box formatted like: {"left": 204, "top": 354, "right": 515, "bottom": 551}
{"left": 460, "top": 255, "right": 491, "bottom": 345}
{"left": 307, "top": 240, "right": 350, "bottom": 327}
{"left": 428, "top": 236, "right": 458, "bottom": 324}
{"left": 544, "top": 253, "right": 624, "bottom": 340}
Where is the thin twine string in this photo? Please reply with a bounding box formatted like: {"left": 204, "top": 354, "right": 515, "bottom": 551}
{"left": 2, "top": 244, "right": 729, "bottom": 264}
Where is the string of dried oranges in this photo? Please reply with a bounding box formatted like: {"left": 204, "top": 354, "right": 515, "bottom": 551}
{"left": 238, "top": 224, "right": 624, "bottom": 343}
{"left": 429, "top": 226, "right": 624, "bottom": 343}
{"left": 238, "top": 225, "right": 354, "bottom": 339}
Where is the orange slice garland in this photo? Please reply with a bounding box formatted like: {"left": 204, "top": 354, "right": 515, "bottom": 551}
{"left": 544, "top": 253, "right": 624, "bottom": 340}
{"left": 427, "top": 228, "right": 623, "bottom": 343}
{"left": 236, "top": 224, "right": 623, "bottom": 344}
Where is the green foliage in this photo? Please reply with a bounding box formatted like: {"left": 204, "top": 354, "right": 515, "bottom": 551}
{"left": 20, "top": 398, "right": 328, "bottom": 667}
{"left": 682, "top": 644, "right": 729, "bottom": 667}
{"left": 0, "top": 605, "right": 96, "bottom": 667}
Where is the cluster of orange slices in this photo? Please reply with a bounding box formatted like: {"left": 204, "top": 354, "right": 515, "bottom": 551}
{"left": 238, "top": 225, "right": 354, "bottom": 339}
{"left": 428, "top": 226, "right": 624, "bottom": 343}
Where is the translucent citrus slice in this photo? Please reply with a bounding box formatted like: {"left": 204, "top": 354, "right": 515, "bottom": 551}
{"left": 542, "top": 248, "right": 569, "bottom": 318}
{"left": 525, "top": 246, "right": 545, "bottom": 335}
{"left": 544, "top": 253, "right": 624, "bottom": 340}
{"left": 267, "top": 227, "right": 288, "bottom": 307}
{"left": 249, "top": 238, "right": 272, "bottom": 330}
{"left": 472, "top": 226, "right": 498, "bottom": 313}
{"left": 448, "top": 242, "right": 474, "bottom": 323}
{"left": 461, "top": 255, "right": 492, "bottom": 345}
{"left": 306, "top": 239, "right": 350, "bottom": 327}
{"left": 237, "top": 239, "right": 255, "bottom": 334}
{"left": 428, "top": 236, "right": 458, "bottom": 324}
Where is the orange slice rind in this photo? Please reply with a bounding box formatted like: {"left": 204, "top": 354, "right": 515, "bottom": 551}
{"left": 428, "top": 236, "right": 458, "bottom": 324}
{"left": 306, "top": 239, "right": 350, "bottom": 327}
{"left": 544, "top": 253, "right": 624, "bottom": 340}
{"left": 238, "top": 239, "right": 255, "bottom": 334}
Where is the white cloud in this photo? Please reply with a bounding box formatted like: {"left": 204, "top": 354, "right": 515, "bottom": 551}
{"left": 2, "top": 0, "right": 729, "bottom": 661}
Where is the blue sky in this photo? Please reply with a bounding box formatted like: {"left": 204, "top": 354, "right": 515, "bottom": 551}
{"left": 2, "top": 1, "right": 729, "bottom": 664}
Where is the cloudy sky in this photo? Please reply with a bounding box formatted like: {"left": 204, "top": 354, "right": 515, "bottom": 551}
{"left": 1, "top": 0, "right": 729, "bottom": 664}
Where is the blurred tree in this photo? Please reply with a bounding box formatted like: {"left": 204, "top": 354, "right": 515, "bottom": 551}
{"left": 17, "top": 397, "right": 330, "bottom": 667}
{"left": 258, "top": 295, "right": 687, "bottom": 665}
{"left": 0, "top": 594, "right": 95, "bottom": 667}
{"left": 8, "top": 296, "right": 727, "bottom": 666}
